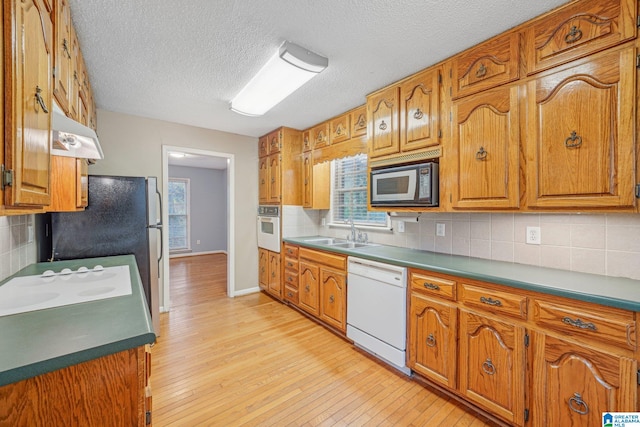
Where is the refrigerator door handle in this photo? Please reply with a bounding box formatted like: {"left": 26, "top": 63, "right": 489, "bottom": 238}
{"left": 155, "top": 187, "right": 163, "bottom": 227}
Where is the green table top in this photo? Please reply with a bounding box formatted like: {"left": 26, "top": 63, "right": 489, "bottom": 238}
{"left": 0, "top": 255, "right": 156, "bottom": 387}
{"left": 284, "top": 236, "right": 640, "bottom": 312}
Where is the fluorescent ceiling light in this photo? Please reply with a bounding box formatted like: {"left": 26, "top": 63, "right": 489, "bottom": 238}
{"left": 230, "top": 41, "right": 328, "bottom": 116}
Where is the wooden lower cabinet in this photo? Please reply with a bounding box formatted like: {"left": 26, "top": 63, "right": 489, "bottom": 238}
{"left": 299, "top": 260, "right": 320, "bottom": 316}
{"left": 0, "top": 346, "right": 151, "bottom": 426}
{"left": 531, "top": 333, "right": 637, "bottom": 427}
{"left": 408, "top": 293, "right": 457, "bottom": 389}
{"left": 407, "top": 268, "right": 639, "bottom": 426}
{"left": 258, "top": 248, "right": 281, "bottom": 299}
{"left": 458, "top": 309, "right": 527, "bottom": 426}
{"left": 258, "top": 248, "right": 268, "bottom": 291}
{"left": 319, "top": 266, "right": 346, "bottom": 333}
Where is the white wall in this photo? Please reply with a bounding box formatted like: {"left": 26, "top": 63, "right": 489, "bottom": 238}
{"left": 90, "top": 109, "right": 258, "bottom": 299}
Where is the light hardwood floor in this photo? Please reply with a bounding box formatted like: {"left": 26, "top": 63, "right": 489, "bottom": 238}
{"left": 152, "top": 254, "right": 495, "bottom": 426}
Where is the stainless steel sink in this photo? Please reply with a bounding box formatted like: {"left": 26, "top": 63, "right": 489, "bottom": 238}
{"left": 303, "top": 237, "right": 348, "bottom": 245}
{"left": 330, "top": 241, "right": 378, "bottom": 249}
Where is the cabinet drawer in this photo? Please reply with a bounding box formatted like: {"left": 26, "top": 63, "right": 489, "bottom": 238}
{"left": 532, "top": 299, "right": 636, "bottom": 351}
{"left": 409, "top": 271, "right": 456, "bottom": 301}
{"left": 299, "top": 247, "right": 346, "bottom": 270}
{"left": 284, "top": 244, "right": 299, "bottom": 258}
{"left": 524, "top": 0, "right": 636, "bottom": 75}
{"left": 284, "top": 270, "right": 298, "bottom": 288}
{"left": 284, "top": 285, "right": 299, "bottom": 305}
{"left": 459, "top": 283, "right": 527, "bottom": 320}
{"left": 451, "top": 32, "right": 519, "bottom": 99}
{"left": 284, "top": 257, "right": 298, "bottom": 271}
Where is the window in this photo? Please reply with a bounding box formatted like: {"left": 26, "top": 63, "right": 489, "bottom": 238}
{"left": 331, "top": 154, "right": 389, "bottom": 227}
{"left": 168, "top": 178, "right": 190, "bottom": 251}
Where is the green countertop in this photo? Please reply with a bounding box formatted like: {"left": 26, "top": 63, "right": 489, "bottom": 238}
{"left": 284, "top": 236, "right": 640, "bottom": 312}
{"left": 0, "top": 255, "right": 156, "bottom": 387}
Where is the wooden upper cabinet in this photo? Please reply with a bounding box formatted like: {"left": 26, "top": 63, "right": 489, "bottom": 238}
{"left": 451, "top": 85, "right": 520, "bottom": 209}
{"left": 268, "top": 153, "right": 281, "bottom": 203}
{"left": 268, "top": 130, "right": 281, "bottom": 154}
{"left": 452, "top": 32, "right": 519, "bottom": 99}
{"left": 311, "top": 122, "right": 329, "bottom": 149}
{"left": 524, "top": 0, "right": 637, "bottom": 75}
{"left": 53, "top": 0, "right": 71, "bottom": 114}
{"left": 258, "top": 156, "right": 268, "bottom": 203}
{"left": 525, "top": 47, "right": 636, "bottom": 209}
{"left": 302, "top": 130, "right": 312, "bottom": 152}
{"left": 329, "top": 114, "right": 350, "bottom": 145}
{"left": 367, "top": 86, "right": 400, "bottom": 158}
{"left": 68, "top": 23, "right": 80, "bottom": 120}
{"left": 302, "top": 152, "right": 312, "bottom": 208}
{"left": 4, "top": 0, "right": 53, "bottom": 207}
{"left": 47, "top": 156, "right": 88, "bottom": 211}
{"left": 350, "top": 106, "right": 367, "bottom": 139}
{"left": 400, "top": 67, "right": 441, "bottom": 152}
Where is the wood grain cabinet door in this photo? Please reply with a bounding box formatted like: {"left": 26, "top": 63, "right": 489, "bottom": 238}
{"left": 5, "top": 0, "right": 53, "bottom": 207}
{"left": 258, "top": 157, "right": 268, "bottom": 203}
{"left": 319, "top": 267, "right": 346, "bottom": 332}
{"left": 408, "top": 293, "right": 457, "bottom": 389}
{"left": 268, "top": 154, "right": 281, "bottom": 203}
{"left": 367, "top": 86, "right": 400, "bottom": 158}
{"left": 268, "top": 252, "right": 281, "bottom": 298}
{"left": 258, "top": 248, "right": 268, "bottom": 290}
{"left": 302, "top": 152, "right": 312, "bottom": 208}
{"left": 258, "top": 135, "right": 269, "bottom": 157}
{"left": 350, "top": 106, "right": 367, "bottom": 139}
{"left": 400, "top": 68, "right": 440, "bottom": 153}
{"left": 459, "top": 309, "right": 527, "bottom": 426}
{"left": 531, "top": 333, "right": 637, "bottom": 427}
{"left": 311, "top": 123, "right": 330, "bottom": 149}
{"left": 451, "top": 85, "right": 520, "bottom": 209}
{"left": 299, "top": 261, "right": 320, "bottom": 316}
{"left": 525, "top": 47, "right": 635, "bottom": 209}
{"left": 329, "top": 114, "right": 350, "bottom": 145}
{"left": 53, "top": 0, "right": 72, "bottom": 114}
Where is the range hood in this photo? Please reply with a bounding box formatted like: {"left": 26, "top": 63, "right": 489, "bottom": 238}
{"left": 51, "top": 102, "right": 104, "bottom": 160}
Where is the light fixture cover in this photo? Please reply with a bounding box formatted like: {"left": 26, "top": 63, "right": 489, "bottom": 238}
{"left": 230, "top": 41, "right": 328, "bottom": 116}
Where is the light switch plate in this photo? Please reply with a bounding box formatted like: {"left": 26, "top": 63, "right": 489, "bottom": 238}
{"left": 436, "top": 223, "right": 445, "bottom": 237}
{"left": 397, "top": 221, "right": 405, "bottom": 233}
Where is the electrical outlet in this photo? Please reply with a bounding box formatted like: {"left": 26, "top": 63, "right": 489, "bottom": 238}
{"left": 321, "top": 218, "right": 326, "bottom": 227}
{"left": 196, "top": 239, "right": 201, "bottom": 245}
{"left": 397, "top": 221, "right": 405, "bottom": 233}
{"left": 526, "top": 226, "right": 541, "bottom": 245}
{"left": 436, "top": 222, "right": 446, "bottom": 237}
{"left": 27, "top": 225, "right": 34, "bottom": 243}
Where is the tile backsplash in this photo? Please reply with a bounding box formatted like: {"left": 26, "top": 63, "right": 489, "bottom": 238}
{"left": 282, "top": 206, "right": 640, "bottom": 281}
{"left": 0, "top": 215, "right": 37, "bottom": 282}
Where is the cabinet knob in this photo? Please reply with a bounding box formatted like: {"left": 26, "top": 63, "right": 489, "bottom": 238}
{"left": 475, "top": 146, "right": 488, "bottom": 161}
{"left": 329, "top": 295, "right": 335, "bottom": 303}
{"left": 564, "top": 131, "right": 583, "bottom": 149}
{"left": 481, "top": 358, "right": 496, "bottom": 375}
{"left": 379, "top": 120, "right": 387, "bottom": 131}
{"left": 305, "top": 285, "right": 310, "bottom": 292}
{"left": 475, "top": 63, "right": 487, "bottom": 78}
{"left": 568, "top": 392, "right": 589, "bottom": 415}
{"left": 287, "top": 292, "right": 293, "bottom": 298}
{"left": 564, "top": 26, "right": 583, "bottom": 44}
{"left": 425, "top": 333, "right": 436, "bottom": 348}
{"left": 413, "top": 108, "right": 424, "bottom": 120}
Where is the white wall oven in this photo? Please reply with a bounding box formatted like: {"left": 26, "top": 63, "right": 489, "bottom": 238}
{"left": 257, "top": 205, "right": 280, "bottom": 253}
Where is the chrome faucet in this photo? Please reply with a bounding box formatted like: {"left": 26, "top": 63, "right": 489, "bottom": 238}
{"left": 347, "top": 219, "right": 357, "bottom": 241}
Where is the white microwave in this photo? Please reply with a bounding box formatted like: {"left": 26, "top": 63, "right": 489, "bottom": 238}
{"left": 370, "top": 162, "right": 439, "bottom": 207}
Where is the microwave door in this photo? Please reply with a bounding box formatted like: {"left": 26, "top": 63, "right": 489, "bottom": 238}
{"left": 372, "top": 170, "right": 417, "bottom": 202}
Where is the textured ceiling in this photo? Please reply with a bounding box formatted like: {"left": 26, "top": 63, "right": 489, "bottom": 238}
{"left": 68, "top": 0, "right": 569, "bottom": 138}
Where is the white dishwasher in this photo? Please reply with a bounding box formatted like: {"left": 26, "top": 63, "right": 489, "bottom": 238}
{"left": 347, "top": 256, "right": 409, "bottom": 375}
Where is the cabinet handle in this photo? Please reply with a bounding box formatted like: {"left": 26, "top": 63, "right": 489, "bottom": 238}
{"left": 562, "top": 316, "right": 597, "bottom": 331}
{"left": 261, "top": 267, "right": 265, "bottom": 273}
{"left": 356, "top": 115, "right": 366, "bottom": 129}
{"left": 35, "top": 86, "right": 49, "bottom": 113}
{"left": 261, "top": 179, "right": 265, "bottom": 184}
{"left": 480, "top": 296, "right": 502, "bottom": 307}
{"left": 425, "top": 333, "right": 436, "bottom": 347}
{"left": 475, "top": 63, "right": 487, "bottom": 78}
{"left": 564, "top": 131, "right": 583, "bottom": 148}
{"left": 481, "top": 358, "right": 496, "bottom": 375}
{"left": 423, "top": 282, "right": 440, "bottom": 291}
{"left": 336, "top": 126, "right": 342, "bottom": 135}
{"left": 379, "top": 120, "right": 388, "bottom": 131}
{"left": 568, "top": 392, "right": 589, "bottom": 415}
{"left": 287, "top": 291, "right": 293, "bottom": 298}
{"left": 288, "top": 276, "right": 293, "bottom": 281}
{"left": 305, "top": 285, "right": 310, "bottom": 292}
{"left": 62, "top": 38, "right": 72, "bottom": 59}
{"left": 564, "top": 26, "right": 583, "bottom": 44}
{"left": 329, "top": 295, "right": 335, "bottom": 303}
{"left": 413, "top": 108, "right": 424, "bottom": 120}
{"left": 475, "top": 146, "right": 488, "bottom": 161}
{"left": 271, "top": 271, "right": 275, "bottom": 278}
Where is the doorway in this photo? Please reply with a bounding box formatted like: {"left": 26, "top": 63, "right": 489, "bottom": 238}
{"left": 161, "top": 145, "right": 235, "bottom": 311}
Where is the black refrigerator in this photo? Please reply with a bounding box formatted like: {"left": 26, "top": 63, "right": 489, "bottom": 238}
{"left": 37, "top": 175, "right": 162, "bottom": 333}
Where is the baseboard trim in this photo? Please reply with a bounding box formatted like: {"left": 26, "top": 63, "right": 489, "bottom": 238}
{"left": 233, "top": 286, "right": 261, "bottom": 297}
{"left": 170, "top": 250, "right": 228, "bottom": 259}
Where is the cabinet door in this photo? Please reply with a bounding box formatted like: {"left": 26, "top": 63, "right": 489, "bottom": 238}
{"left": 4, "top": 0, "right": 53, "bottom": 207}
{"left": 302, "top": 130, "right": 312, "bottom": 152}
{"left": 400, "top": 68, "right": 440, "bottom": 152}
{"left": 258, "top": 157, "right": 268, "bottom": 203}
{"left": 319, "top": 267, "right": 346, "bottom": 332}
{"left": 350, "top": 106, "right": 367, "bottom": 139}
{"left": 367, "top": 86, "right": 400, "bottom": 158}
{"left": 459, "top": 309, "right": 526, "bottom": 426}
{"left": 524, "top": 0, "right": 637, "bottom": 75}
{"left": 268, "top": 130, "right": 281, "bottom": 154}
{"left": 268, "top": 154, "right": 281, "bottom": 203}
{"left": 53, "top": 0, "right": 71, "bottom": 114}
{"left": 47, "top": 156, "right": 85, "bottom": 212}
{"left": 408, "top": 293, "right": 457, "bottom": 389}
{"left": 68, "top": 24, "right": 80, "bottom": 121}
{"left": 531, "top": 333, "right": 637, "bottom": 427}
{"left": 268, "top": 252, "right": 281, "bottom": 298}
{"left": 329, "top": 114, "right": 350, "bottom": 145}
{"left": 526, "top": 47, "right": 635, "bottom": 209}
{"left": 451, "top": 85, "right": 520, "bottom": 209}
{"left": 76, "top": 159, "right": 88, "bottom": 208}
{"left": 302, "top": 152, "right": 312, "bottom": 208}
{"left": 299, "top": 261, "right": 320, "bottom": 316}
{"left": 258, "top": 248, "right": 268, "bottom": 290}
{"left": 311, "top": 123, "right": 329, "bottom": 149}
{"left": 258, "top": 135, "right": 269, "bottom": 157}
